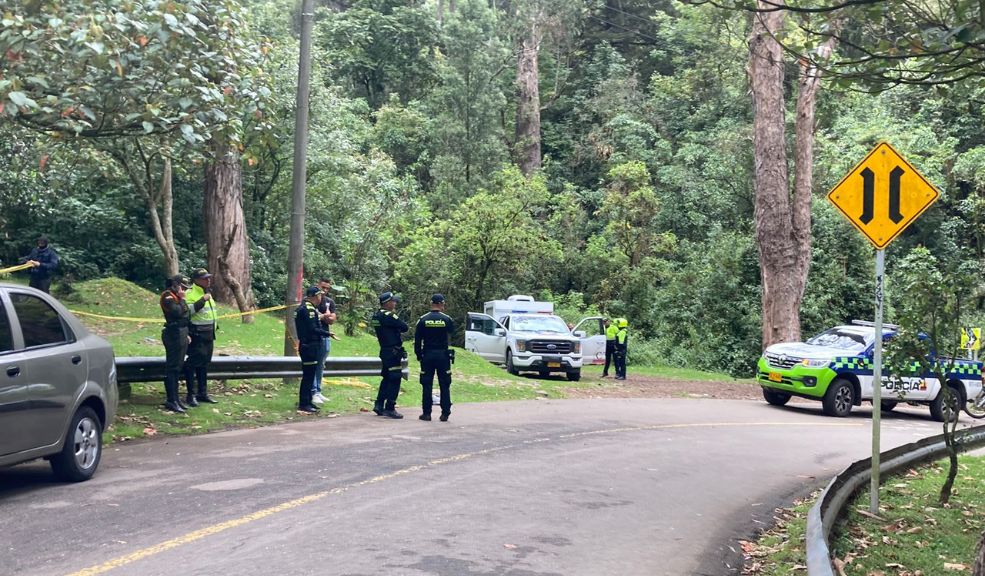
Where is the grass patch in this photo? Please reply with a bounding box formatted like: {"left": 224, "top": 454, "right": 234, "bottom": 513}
{"left": 742, "top": 456, "right": 985, "bottom": 575}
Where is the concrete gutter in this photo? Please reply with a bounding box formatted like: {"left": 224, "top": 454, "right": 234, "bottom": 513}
{"left": 806, "top": 425, "right": 985, "bottom": 575}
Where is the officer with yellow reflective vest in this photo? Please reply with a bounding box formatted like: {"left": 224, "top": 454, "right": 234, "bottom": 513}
{"left": 414, "top": 294, "right": 455, "bottom": 422}
{"left": 602, "top": 317, "right": 618, "bottom": 378}
{"left": 183, "top": 268, "right": 219, "bottom": 406}
{"left": 614, "top": 318, "right": 629, "bottom": 380}
{"left": 294, "top": 286, "right": 331, "bottom": 413}
{"left": 371, "top": 292, "right": 408, "bottom": 419}
{"left": 160, "top": 274, "right": 191, "bottom": 413}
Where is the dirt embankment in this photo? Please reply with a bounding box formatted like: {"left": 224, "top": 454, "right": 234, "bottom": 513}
{"left": 563, "top": 374, "right": 761, "bottom": 400}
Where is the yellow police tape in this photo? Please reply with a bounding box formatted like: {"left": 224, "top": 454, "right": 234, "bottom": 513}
{"left": 0, "top": 263, "right": 34, "bottom": 275}
{"left": 70, "top": 304, "right": 288, "bottom": 323}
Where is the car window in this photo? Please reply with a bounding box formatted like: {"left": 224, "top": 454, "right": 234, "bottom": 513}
{"left": 0, "top": 298, "right": 13, "bottom": 353}
{"left": 511, "top": 315, "right": 569, "bottom": 333}
{"left": 10, "top": 293, "right": 73, "bottom": 348}
{"left": 806, "top": 328, "right": 870, "bottom": 353}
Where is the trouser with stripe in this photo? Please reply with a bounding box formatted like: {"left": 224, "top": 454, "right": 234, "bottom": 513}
{"left": 420, "top": 349, "right": 452, "bottom": 415}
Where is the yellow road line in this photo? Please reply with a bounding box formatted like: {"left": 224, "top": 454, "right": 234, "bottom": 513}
{"left": 66, "top": 420, "right": 860, "bottom": 576}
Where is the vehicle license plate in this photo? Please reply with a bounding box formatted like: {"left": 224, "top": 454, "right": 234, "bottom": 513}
{"left": 547, "top": 362, "right": 561, "bottom": 368}
{"left": 768, "top": 371, "right": 782, "bottom": 383}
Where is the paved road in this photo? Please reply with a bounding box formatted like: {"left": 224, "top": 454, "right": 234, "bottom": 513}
{"left": 0, "top": 398, "right": 953, "bottom": 576}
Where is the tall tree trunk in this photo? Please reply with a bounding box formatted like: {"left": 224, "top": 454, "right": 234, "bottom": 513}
{"left": 973, "top": 528, "right": 985, "bottom": 576}
{"left": 748, "top": 1, "right": 827, "bottom": 349}
{"left": 515, "top": 18, "right": 542, "bottom": 175}
{"left": 204, "top": 141, "right": 256, "bottom": 323}
{"left": 115, "top": 148, "right": 179, "bottom": 277}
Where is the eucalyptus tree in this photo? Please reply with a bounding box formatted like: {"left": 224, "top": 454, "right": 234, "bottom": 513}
{"left": 1, "top": 0, "right": 273, "bottom": 294}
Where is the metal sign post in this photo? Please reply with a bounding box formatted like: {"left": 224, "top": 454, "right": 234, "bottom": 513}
{"left": 827, "top": 142, "right": 940, "bottom": 515}
{"left": 870, "top": 249, "right": 884, "bottom": 514}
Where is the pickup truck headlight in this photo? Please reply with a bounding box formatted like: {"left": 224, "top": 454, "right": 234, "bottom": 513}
{"left": 572, "top": 341, "right": 581, "bottom": 354}
{"left": 801, "top": 358, "right": 831, "bottom": 367}
{"left": 516, "top": 340, "right": 528, "bottom": 353}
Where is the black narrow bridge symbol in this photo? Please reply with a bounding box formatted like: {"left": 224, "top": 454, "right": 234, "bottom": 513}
{"left": 859, "top": 166, "right": 905, "bottom": 225}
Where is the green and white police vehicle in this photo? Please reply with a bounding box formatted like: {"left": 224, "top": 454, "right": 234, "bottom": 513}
{"left": 756, "top": 321, "right": 983, "bottom": 421}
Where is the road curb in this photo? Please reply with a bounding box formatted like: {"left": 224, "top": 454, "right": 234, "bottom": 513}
{"left": 806, "top": 424, "right": 985, "bottom": 575}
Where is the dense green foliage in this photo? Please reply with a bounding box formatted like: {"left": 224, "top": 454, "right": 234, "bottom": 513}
{"left": 2, "top": 1, "right": 983, "bottom": 376}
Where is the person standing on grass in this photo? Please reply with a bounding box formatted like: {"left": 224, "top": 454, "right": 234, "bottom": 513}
{"left": 294, "top": 286, "right": 331, "bottom": 414}
{"left": 160, "top": 274, "right": 191, "bottom": 413}
{"left": 22, "top": 236, "right": 59, "bottom": 294}
{"left": 184, "top": 268, "right": 219, "bottom": 406}
{"left": 614, "top": 318, "right": 628, "bottom": 380}
{"left": 311, "top": 278, "right": 337, "bottom": 405}
{"left": 371, "top": 291, "right": 408, "bottom": 419}
{"left": 602, "top": 318, "right": 618, "bottom": 378}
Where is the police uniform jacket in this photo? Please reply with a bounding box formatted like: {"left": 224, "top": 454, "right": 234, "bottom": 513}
{"left": 160, "top": 289, "right": 190, "bottom": 332}
{"left": 295, "top": 302, "right": 331, "bottom": 346}
{"left": 372, "top": 309, "right": 408, "bottom": 354}
{"left": 414, "top": 311, "right": 455, "bottom": 357}
{"left": 615, "top": 327, "right": 628, "bottom": 350}
{"left": 186, "top": 284, "right": 217, "bottom": 339}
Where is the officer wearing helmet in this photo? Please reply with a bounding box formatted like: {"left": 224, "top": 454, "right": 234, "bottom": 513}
{"left": 371, "top": 291, "right": 408, "bottom": 418}
{"left": 160, "top": 274, "right": 191, "bottom": 412}
{"left": 414, "top": 294, "right": 455, "bottom": 421}
{"left": 614, "top": 318, "right": 629, "bottom": 380}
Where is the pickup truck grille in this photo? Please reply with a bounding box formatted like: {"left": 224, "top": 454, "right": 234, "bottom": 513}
{"left": 529, "top": 340, "right": 572, "bottom": 354}
{"left": 765, "top": 352, "right": 798, "bottom": 369}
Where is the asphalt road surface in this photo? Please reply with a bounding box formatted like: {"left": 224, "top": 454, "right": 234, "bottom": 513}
{"left": 0, "top": 398, "right": 954, "bottom": 576}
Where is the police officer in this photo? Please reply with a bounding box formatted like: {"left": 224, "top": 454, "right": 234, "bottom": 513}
{"left": 614, "top": 318, "right": 629, "bottom": 380}
{"left": 160, "top": 274, "right": 191, "bottom": 413}
{"left": 22, "top": 235, "right": 59, "bottom": 293}
{"left": 602, "top": 318, "right": 617, "bottom": 378}
{"left": 183, "top": 268, "right": 219, "bottom": 406}
{"left": 414, "top": 294, "right": 455, "bottom": 422}
{"left": 294, "top": 286, "right": 331, "bottom": 413}
{"left": 371, "top": 291, "right": 408, "bottom": 419}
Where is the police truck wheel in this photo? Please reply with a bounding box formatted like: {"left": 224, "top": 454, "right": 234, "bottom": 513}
{"left": 821, "top": 378, "right": 854, "bottom": 417}
{"left": 567, "top": 369, "right": 581, "bottom": 382}
{"left": 880, "top": 400, "right": 898, "bottom": 412}
{"left": 930, "top": 385, "right": 962, "bottom": 423}
{"left": 50, "top": 406, "right": 102, "bottom": 482}
{"left": 762, "top": 388, "right": 791, "bottom": 406}
{"left": 506, "top": 350, "right": 519, "bottom": 375}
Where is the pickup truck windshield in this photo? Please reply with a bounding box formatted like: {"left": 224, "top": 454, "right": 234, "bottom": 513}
{"left": 511, "top": 315, "right": 570, "bottom": 334}
{"left": 806, "top": 328, "right": 872, "bottom": 353}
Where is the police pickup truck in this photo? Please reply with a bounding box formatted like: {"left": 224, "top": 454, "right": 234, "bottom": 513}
{"left": 757, "top": 321, "right": 983, "bottom": 421}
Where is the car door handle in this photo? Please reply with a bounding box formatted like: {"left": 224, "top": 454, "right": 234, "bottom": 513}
{"left": 71, "top": 355, "right": 82, "bottom": 365}
{"left": 6, "top": 366, "right": 19, "bottom": 377}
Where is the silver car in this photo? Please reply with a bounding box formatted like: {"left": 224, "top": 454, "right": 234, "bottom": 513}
{"left": 0, "top": 283, "right": 118, "bottom": 481}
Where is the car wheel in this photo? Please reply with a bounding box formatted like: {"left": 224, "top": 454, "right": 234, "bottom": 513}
{"left": 762, "top": 388, "right": 791, "bottom": 406}
{"left": 930, "top": 385, "right": 962, "bottom": 423}
{"left": 50, "top": 406, "right": 102, "bottom": 482}
{"left": 880, "top": 400, "right": 898, "bottom": 412}
{"left": 567, "top": 369, "right": 581, "bottom": 382}
{"left": 822, "top": 378, "right": 855, "bottom": 417}
{"left": 506, "top": 350, "right": 519, "bottom": 375}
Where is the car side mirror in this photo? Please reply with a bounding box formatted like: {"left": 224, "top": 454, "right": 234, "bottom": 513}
{"left": 494, "top": 328, "right": 506, "bottom": 337}
{"left": 573, "top": 330, "right": 586, "bottom": 338}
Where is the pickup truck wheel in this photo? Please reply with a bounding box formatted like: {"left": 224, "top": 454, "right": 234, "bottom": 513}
{"left": 567, "top": 369, "right": 581, "bottom": 382}
{"left": 506, "top": 350, "right": 519, "bottom": 375}
{"left": 930, "top": 385, "right": 962, "bottom": 423}
{"left": 762, "top": 388, "right": 791, "bottom": 406}
{"left": 822, "top": 378, "right": 854, "bottom": 417}
{"left": 880, "top": 400, "right": 898, "bottom": 412}
{"left": 50, "top": 406, "right": 102, "bottom": 482}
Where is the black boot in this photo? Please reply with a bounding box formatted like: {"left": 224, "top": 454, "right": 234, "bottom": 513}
{"left": 164, "top": 373, "right": 186, "bottom": 413}
{"left": 185, "top": 395, "right": 199, "bottom": 407}
{"left": 439, "top": 412, "right": 450, "bottom": 422}
{"left": 373, "top": 402, "right": 385, "bottom": 416}
{"left": 419, "top": 413, "right": 431, "bottom": 421}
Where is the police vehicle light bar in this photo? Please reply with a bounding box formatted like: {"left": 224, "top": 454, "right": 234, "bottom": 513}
{"left": 851, "top": 319, "right": 900, "bottom": 330}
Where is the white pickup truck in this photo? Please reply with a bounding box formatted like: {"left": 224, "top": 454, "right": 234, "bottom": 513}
{"left": 464, "top": 295, "right": 609, "bottom": 381}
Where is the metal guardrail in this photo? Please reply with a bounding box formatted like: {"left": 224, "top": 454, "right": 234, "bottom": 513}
{"left": 116, "top": 355, "right": 408, "bottom": 384}
{"left": 806, "top": 425, "right": 985, "bottom": 575}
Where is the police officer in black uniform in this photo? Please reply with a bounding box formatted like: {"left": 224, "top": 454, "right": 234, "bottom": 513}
{"left": 294, "top": 286, "right": 331, "bottom": 413}
{"left": 160, "top": 274, "right": 191, "bottom": 413}
{"left": 414, "top": 294, "right": 455, "bottom": 421}
{"left": 371, "top": 291, "right": 408, "bottom": 419}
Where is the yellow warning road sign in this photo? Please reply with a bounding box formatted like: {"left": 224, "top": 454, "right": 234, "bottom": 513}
{"left": 827, "top": 142, "right": 939, "bottom": 249}
{"left": 962, "top": 328, "right": 981, "bottom": 351}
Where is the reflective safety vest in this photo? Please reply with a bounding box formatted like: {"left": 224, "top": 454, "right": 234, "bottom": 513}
{"left": 186, "top": 284, "right": 217, "bottom": 327}
{"left": 605, "top": 324, "right": 619, "bottom": 341}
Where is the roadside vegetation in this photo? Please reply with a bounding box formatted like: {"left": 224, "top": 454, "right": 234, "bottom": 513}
{"left": 742, "top": 456, "right": 985, "bottom": 575}
{"left": 58, "top": 278, "right": 745, "bottom": 442}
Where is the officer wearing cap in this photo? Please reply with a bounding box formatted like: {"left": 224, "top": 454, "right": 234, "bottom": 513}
{"left": 183, "top": 268, "right": 219, "bottom": 406}
{"left": 414, "top": 294, "right": 455, "bottom": 421}
{"left": 602, "top": 318, "right": 618, "bottom": 378}
{"left": 160, "top": 274, "right": 191, "bottom": 413}
{"left": 614, "top": 318, "right": 629, "bottom": 380}
{"left": 294, "top": 286, "right": 331, "bottom": 413}
{"left": 371, "top": 291, "right": 408, "bottom": 418}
